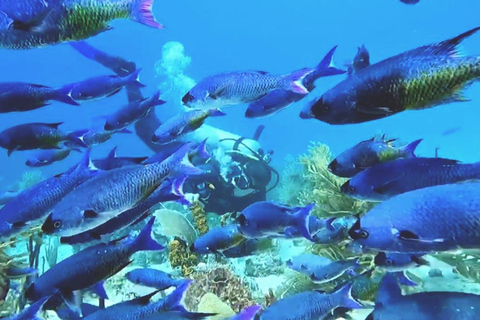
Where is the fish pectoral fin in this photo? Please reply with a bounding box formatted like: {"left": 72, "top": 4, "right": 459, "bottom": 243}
{"left": 61, "top": 290, "right": 83, "bottom": 316}
{"left": 10, "top": 9, "right": 54, "bottom": 33}
{"left": 11, "top": 221, "right": 27, "bottom": 229}
{"left": 106, "top": 88, "right": 122, "bottom": 98}
{"left": 372, "top": 176, "right": 403, "bottom": 194}
{"left": 210, "top": 85, "right": 228, "bottom": 100}
{"left": 7, "top": 147, "right": 18, "bottom": 157}
{"left": 356, "top": 105, "right": 396, "bottom": 115}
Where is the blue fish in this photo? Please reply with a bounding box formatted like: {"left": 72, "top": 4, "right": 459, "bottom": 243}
{"left": 126, "top": 268, "right": 186, "bottom": 290}
{"left": 26, "top": 218, "right": 164, "bottom": 313}
{"left": 83, "top": 281, "right": 214, "bottom": 320}
{"left": 104, "top": 92, "right": 166, "bottom": 131}
{"left": 257, "top": 283, "right": 362, "bottom": 320}
{"left": 341, "top": 157, "right": 480, "bottom": 201}
{"left": 6, "top": 296, "right": 50, "bottom": 320}
{"left": 237, "top": 202, "right": 315, "bottom": 241}
{"left": 400, "top": 0, "right": 420, "bottom": 4}
{"left": 93, "top": 147, "right": 148, "bottom": 171}
{"left": 0, "top": 190, "right": 18, "bottom": 206}
{"left": 190, "top": 224, "right": 246, "bottom": 254}
{"left": 347, "top": 45, "right": 370, "bottom": 75}
{"left": 60, "top": 178, "right": 185, "bottom": 244}
{"left": 366, "top": 273, "right": 480, "bottom": 319}
{"left": 348, "top": 182, "right": 480, "bottom": 253}
{"left": 374, "top": 252, "right": 429, "bottom": 271}
{"left": 328, "top": 137, "right": 422, "bottom": 178}
{"left": 152, "top": 109, "right": 225, "bottom": 145}
{"left": 0, "top": 82, "right": 79, "bottom": 113}
{"left": 26, "top": 148, "right": 80, "bottom": 167}
{"left": 244, "top": 46, "right": 345, "bottom": 118}
{"left": 56, "top": 303, "right": 102, "bottom": 320}
{"left": 43, "top": 144, "right": 202, "bottom": 237}
{"left": 0, "top": 122, "right": 89, "bottom": 156}
{"left": 0, "top": 151, "right": 95, "bottom": 241}
{"left": 5, "top": 266, "right": 38, "bottom": 279}
{"left": 82, "top": 128, "right": 132, "bottom": 148}
{"left": 65, "top": 69, "right": 145, "bottom": 102}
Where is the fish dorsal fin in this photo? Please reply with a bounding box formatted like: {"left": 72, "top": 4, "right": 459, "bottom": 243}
{"left": 255, "top": 71, "right": 269, "bottom": 75}
{"left": 107, "top": 146, "right": 118, "bottom": 160}
{"left": 352, "top": 45, "right": 371, "bottom": 71}
{"left": 46, "top": 122, "right": 64, "bottom": 129}
{"left": 375, "top": 273, "right": 402, "bottom": 307}
{"left": 420, "top": 26, "right": 480, "bottom": 58}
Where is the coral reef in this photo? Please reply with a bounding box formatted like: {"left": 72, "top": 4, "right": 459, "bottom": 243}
{"left": 435, "top": 252, "right": 480, "bottom": 283}
{"left": 190, "top": 202, "right": 209, "bottom": 236}
{"left": 245, "top": 254, "right": 284, "bottom": 277}
{"left": 168, "top": 238, "right": 198, "bottom": 277}
{"left": 15, "top": 171, "right": 43, "bottom": 192}
{"left": 185, "top": 266, "right": 256, "bottom": 313}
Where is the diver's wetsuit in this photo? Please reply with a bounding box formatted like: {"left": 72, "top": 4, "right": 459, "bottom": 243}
{"left": 70, "top": 42, "right": 274, "bottom": 215}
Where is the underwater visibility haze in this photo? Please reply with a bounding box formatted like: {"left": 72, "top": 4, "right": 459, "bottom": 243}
{"left": 1, "top": 0, "right": 480, "bottom": 319}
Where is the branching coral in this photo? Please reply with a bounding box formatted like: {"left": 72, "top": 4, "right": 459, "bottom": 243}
{"left": 185, "top": 267, "right": 256, "bottom": 313}
{"left": 190, "top": 202, "right": 209, "bottom": 236}
{"left": 168, "top": 238, "right": 198, "bottom": 277}
{"left": 434, "top": 252, "right": 480, "bottom": 283}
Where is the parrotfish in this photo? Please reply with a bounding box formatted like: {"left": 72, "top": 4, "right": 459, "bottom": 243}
{"left": 328, "top": 137, "right": 422, "bottom": 178}
{"left": 244, "top": 46, "right": 345, "bottom": 118}
{"left": 64, "top": 69, "right": 145, "bottom": 102}
{"left": 348, "top": 182, "right": 480, "bottom": 253}
{"left": 0, "top": 151, "right": 95, "bottom": 241}
{"left": 341, "top": 157, "right": 480, "bottom": 201}
{"left": 374, "top": 252, "right": 429, "bottom": 271}
{"left": 237, "top": 202, "right": 315, "bottom": 241}
{"left": 0, "top": 82, "right": 78, "bottom": 113}
{"left": 0, "top": 0, "right": 163, "bottom": 50}
{"left": 0, "top": 122, "right": 88, "bottom": 156}
{"left": 301, "top": 27, "right": 480, "bottom": 124}
{"left": 26, "top": 218, "right": 164, "bottom": 313}
{"left": 190, "top": 224, "right": 246, "bottom": 254}
{"left": 60, "top": 178, "right": 184, "bottom": 244}
{"left": 366, "top": 273, "right": 480, "bottom": 319}
{"left": 26, "top": 148, "right": 79, "bottom": 167}
{"left": 82, "top": 128, "right": 132, "bottom": 148}
{"left": 126, "top": 268, "right": 186, "bottom": 290}
{"left": 104, "top": 91, "right": 166, "bottom": 131}
{"left": 42, "top": 144, "right": 201, "bottom": 237}
{"left": 152, "top": 108, "right": 225, "bottom": 145}
{"left": 182, "top": 68, "right": 316, "bottom": 110}
{"left": 257, "top": 283, "right": 362, "bottom": 320}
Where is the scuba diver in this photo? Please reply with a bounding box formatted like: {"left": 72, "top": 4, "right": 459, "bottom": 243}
{"left": 70, "top": 41, "right": 279, "bottom": 215}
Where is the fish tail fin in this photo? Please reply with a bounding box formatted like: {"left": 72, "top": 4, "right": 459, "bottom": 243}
{"left": 401, "top": 138, "right": 423, "bottom": 157}
{"left": 149, "top": 91, "right": 167, "bottom": 107}
{"left": 234, "top": 305, "right": 262, "bottom": 320}
{"left": 296, "top": 203, "right": 315, "bottom": 241}
{"left": 126, "top": 68, "right": 146, "bottom": 88}
{"left": 53, "top": 86, "right": 80, "bottom": 106}
{"left": 133, "top": 217, "right": 165, "bottom": 252}
{"left": 439, "top": 26, "right": 480, "bottom": 57}
{"left": 26, "top": 295, "right": 50, "bottom": 319}
{"left": 283, "top": 68, "right": 313, "bottom": 94}
{"left": 164, "top": 280, "right": 193, "bottom": 310}
{"left": 195, "top": 139, "right": 210, "bottom": 159}
{"left": 72, "top": 149, "right": 98, "bottom": 175}
{"left": 313, "top": 45, "right": 346, "bottom": 78}
{"left": 168, "top": 143, "right": 204, "bottom": 176}
{"left": 66, "top": 129, "right": 90, "bottom": 148}
{"left": 208, "top": 108, "right": 227, "bottom": 117}
{"left": 335, "top": 282, "right": 363, "bottom": 309}
{"left": 130, "top": 0, "right": 164, "bottom": 29}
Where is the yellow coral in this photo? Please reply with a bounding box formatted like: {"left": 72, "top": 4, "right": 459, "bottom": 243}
{"left": 168, "top": 239, "right": 198, "bottom": 276}
{"left": 190, "top": 202, "right": 209, "bottom": 235}
{"left": 197, "top": 293, "right": 235, "bottom": 319}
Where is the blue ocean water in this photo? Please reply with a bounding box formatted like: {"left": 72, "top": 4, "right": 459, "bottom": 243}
{"left": 1, "top": 0, "right": 480, "bottom": 186}
{"left": 2, "top": 1, "right": 480, "bottom": 319}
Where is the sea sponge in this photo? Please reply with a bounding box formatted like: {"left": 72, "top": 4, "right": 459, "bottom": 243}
{"left": 197, "top": 293, "right": 235, "bottom": 320}
{"left": 154, "top": 208, "right": 198, "bottom": 245}
{"left": 168, "top": 239, "right": 198, "bottom": 277}
{"left": 185, "top": 267, "right": 256, "bottom": 313}
{"left": 190, "top": 202, "right": 209, "bottom": 236}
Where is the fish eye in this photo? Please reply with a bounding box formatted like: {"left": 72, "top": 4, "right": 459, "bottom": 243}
{"left": 348, "top": 186, "right": 356, "bottom": 193}
{"left": 359, "top": 229, "right": 369, "bottom": 239}
{"left": 53, "top": 221, "right": 62, "bottom": 228}
{"left": 385, "top": 258, "right": 393, "bottom": 266}
{"left": 182, "top": 92, "right": 194, "bottom": 104}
